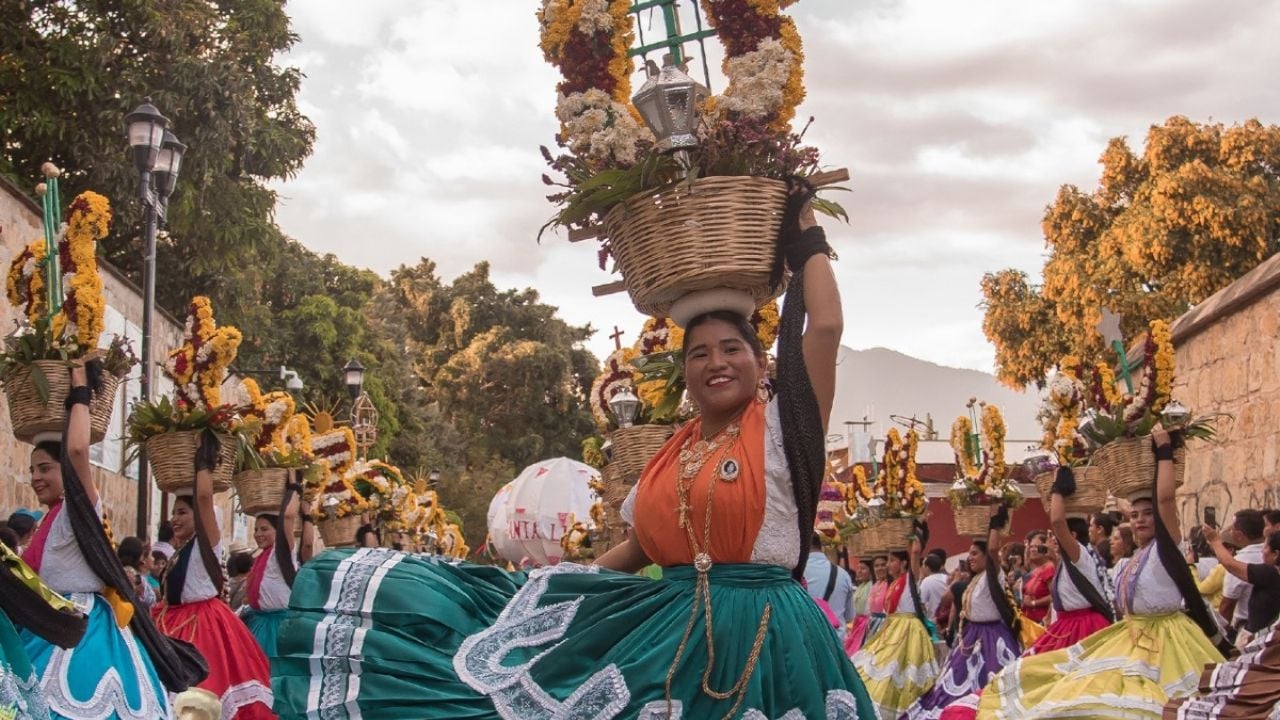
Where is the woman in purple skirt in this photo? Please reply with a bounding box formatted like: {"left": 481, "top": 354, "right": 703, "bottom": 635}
{"left": 902, "top": 507, "right": 1021, "bottom": 720}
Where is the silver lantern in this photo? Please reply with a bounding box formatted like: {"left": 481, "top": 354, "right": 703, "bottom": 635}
{"left": 632, "top": 54, "right": 710, "bottom": 152}
{"left": 1161, "top": 399, "right": 1191, "bottom": 428}
{"left": 608, "top": 387, "right": 642, "bottom": 429}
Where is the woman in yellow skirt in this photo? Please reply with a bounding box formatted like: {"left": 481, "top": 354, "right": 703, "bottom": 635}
{"left": 978, "top": 425, "right": 1230, "bottom": 719}
{"left": 853, "top": 532, "right": 941, "bottom": 720}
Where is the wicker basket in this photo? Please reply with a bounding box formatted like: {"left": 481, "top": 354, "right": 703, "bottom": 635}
{"left": 603, "top": 176, "right": 789, "bottom": 317}
{"left": 610, "top": 425, "right": 673, "bottom": 481}
{"left": 600, "top": 464, "right": 635, "bottom": 513}
{"left": 233, "top": 467, "right": 290, "bottom": 516}
{"left": 1092, "top": 435, "right": 1186, "bottom": 503}
{"left": 318, "top": 514, "right": 362, "bottom": 548}
{"left": 145, "top": 430, "right": 235, "bottom": 494}
{"left": 845, "top": 531, "right": 868, "bottom": 558}
{"left": 2, "top": 361, "right": 120, "bottom": 444}
{"left": 1033, "top": 467, "right": 1107, "bottom": 516}
{"left": 875, "top": 517, "right": 915, "bottom": 552}
{"left": 954, "top": 504, "right": 993, "bottom": 538}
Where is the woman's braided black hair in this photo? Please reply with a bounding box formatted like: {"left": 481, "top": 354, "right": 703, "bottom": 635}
{"left": 775, "top": 267, "right": 826, "bottom": 581}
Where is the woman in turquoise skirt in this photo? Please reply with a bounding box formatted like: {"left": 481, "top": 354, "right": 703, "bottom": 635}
{"left": 241, "top": 479, "right": 313, "bottom": 657}
{"left": 21, "top": 360, "right": 202, "bottom": 718}
{"left": 275, "top": 193, "right": 875, "bottom": 718}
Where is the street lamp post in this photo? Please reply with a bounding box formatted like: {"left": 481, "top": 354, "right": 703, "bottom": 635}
{"left": 125, "top": 98, "right": 186, "bottom": 537}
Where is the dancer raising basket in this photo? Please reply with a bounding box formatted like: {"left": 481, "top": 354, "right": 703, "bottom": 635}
{"left": 241, "top": 480, "right": 313, "bottom": 658}
{"left": 153, "top": 431, "right": 275, "bottom": 719}
{"left": 977, "top": 425, "right": 1229, "bottom": 719}
{"left": 902, "top": 508, "right": 1022, "bottom": 719}
{"left": 938, "top": 467, "right": 1118, "bottom": 720}
{"left": 1025, "top": 469, "right": 1116, "bottom": 654}
{"left": 273, "top": 189, "right": 875, "bottom": 718}
{"left": 21, "top": 360, "right": 205, "bottom": 719}
{"left": 852, "top": 526, "right": 942, "bottom": 719}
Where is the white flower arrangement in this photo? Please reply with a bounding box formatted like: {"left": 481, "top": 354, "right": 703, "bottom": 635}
{"left": 715, "top": 37, "right": 795, "bottom": 121}
{"left": 555, "top": 89, "right": 653, "bottom": 168}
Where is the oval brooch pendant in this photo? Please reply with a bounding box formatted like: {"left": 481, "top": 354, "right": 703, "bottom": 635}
{"left": 718, "top": 457, "right": 740, "bottom": 483}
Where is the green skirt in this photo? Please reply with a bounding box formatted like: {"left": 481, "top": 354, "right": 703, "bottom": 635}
{"left": 0, "top": 610, "right": 48, "bottom": 719}
{"left": 273, "top": 548, "right": 873, "bottom": 719}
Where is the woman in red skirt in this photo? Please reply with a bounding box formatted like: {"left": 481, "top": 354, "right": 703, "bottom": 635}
{"left": 939, "top": 468, "right": 1115, "bottom": 720}
{"left": 153, "top": 431, "right": 275, "bottom": 719}
{"left": 1023, "top": 469, "right": 1114, "bottom": 654}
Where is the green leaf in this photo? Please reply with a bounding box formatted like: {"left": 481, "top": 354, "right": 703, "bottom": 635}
{"left": 29, "top": 363, "right": 50, "bottom": 406}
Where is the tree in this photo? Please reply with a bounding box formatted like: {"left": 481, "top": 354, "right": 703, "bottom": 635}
{"left": 369, "top": 260, "right": 599, "bottom": 545}
{"left": 982, "top": 116, "right": 1280, "bottom": 388}
{"left": 0, "top": 0, "right": 315, "bottom": 351}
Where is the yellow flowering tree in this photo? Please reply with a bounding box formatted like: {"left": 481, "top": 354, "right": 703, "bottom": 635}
{"left": 983, "top": 116, "right": 1280, "bottom": 388}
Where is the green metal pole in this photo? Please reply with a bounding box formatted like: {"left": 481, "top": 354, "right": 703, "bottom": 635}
{"left": 48, "top": 177, "right": 63, "bottom": 315}
{"left": 40, "top": 183, "right": 59, "bottom": 318}
{"left": 1112, "top": 340, "right": 1135, "bottom": 395}
{"left": 658, "top": 0, "right": 683, "bottom": 65}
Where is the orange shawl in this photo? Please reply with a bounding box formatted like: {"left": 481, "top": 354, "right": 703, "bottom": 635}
{"left": 633, "top": 400, "right": 768, "bottom": 567}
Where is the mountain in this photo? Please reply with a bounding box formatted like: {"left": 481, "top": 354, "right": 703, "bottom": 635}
{"left": 830, "top": 346, "right": 1041, "bottom": 444}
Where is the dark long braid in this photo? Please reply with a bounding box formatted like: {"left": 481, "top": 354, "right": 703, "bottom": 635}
{"left": 1148, "top": 437, "right": 1233, "bottom": 656}
{"left": 775, "top": 267, "right": 825, "bottom": 581}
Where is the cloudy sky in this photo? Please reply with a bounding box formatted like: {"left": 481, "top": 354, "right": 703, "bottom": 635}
{"left": 270, "top": 0, "right": 1280, "bottom": 373}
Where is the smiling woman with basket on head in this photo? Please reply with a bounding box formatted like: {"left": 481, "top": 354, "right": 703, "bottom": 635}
{"left": 130, "top": 297, "right": 275, "bottom": 719}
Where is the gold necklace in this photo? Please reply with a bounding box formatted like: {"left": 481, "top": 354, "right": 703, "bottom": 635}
{"left": 675, "top": 422, "right": 740, "bottom": 530}
{"left": 664, "top": 413, "right": 772, "bottom": 719}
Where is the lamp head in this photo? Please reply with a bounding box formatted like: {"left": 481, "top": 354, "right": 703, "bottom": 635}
{"left": 124, "top": 98, "right": 169, "bottom": 174}
{"left": 153, "top": 129, "right": 188, "bottom": 200}
{"left": 1160, "top": 399, "right": 1191, "bottom": 428}
{"left": 343, "top": 358, "right": 365, "bottom": 400}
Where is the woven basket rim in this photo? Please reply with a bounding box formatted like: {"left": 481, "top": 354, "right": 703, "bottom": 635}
{"left": 4, "top": 363, "right": 119, "bottom": 444}
{"left": 602, "top": 175, "right": 789, "bottom": 317}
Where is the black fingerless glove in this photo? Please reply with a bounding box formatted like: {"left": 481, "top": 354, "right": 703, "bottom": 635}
{"left": 1154, "top": 443, "right": 1175, "bottom": 462}
{"left": 989, "top": 504, "right": 1010, "bottom": 532}
{"left": 1051, "top": 466, "right": 1077, "bottom": 497}
{"left": 784, "top": 227, "right": 832, "bottom": 272}
{"left": 194, "top": 429, "right": 222, "bottom": 472}
{"left": 64, "top": 385, "right": 92, "bottom": 411}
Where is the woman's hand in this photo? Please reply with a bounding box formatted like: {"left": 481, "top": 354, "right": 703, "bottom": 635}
{"left": 1152, "top": 423, "right": 1171, "bottom": 449}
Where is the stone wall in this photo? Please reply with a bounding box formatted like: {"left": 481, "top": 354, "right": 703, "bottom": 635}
{"left": 0, "top": 176, "right": 248, "bottom": 547}
{"left": 1171, "top": 251, "right": 1280, "bottom": 528}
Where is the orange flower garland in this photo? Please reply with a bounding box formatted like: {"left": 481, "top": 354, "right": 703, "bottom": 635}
{"left": 59, "top": 191, "right": 110, "bottom": 350}
{"left": 537, "top": 0, "right": 652, "bottom": 168}
{"left": 701, "top": 0, "right": 806, "bottom": 131}
{"left": 163, "top": 297, "right": 242, "bottom": 411}
{"left": 5, "top": 240, "right": 47, "bottom": 324}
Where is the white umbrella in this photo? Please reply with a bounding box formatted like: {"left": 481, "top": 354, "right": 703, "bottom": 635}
{"left": 488, "top": 457, "right": 600, "bottom": 566}
{"left": 486, "top": 482, "right": 523, "bottom": 563}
